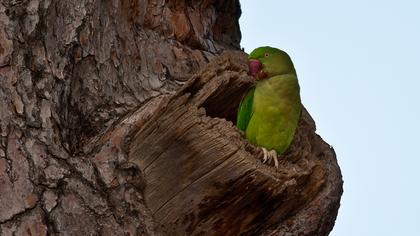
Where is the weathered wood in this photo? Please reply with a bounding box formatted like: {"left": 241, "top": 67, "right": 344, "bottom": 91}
{"left": 0, "top": 0, "right": 342, "bottom": 235}
{"left": 0, "top": 0, "right": 242, "bottom": 234}
{"left": 127, "top": 52, "right": 343, "bottom": 235}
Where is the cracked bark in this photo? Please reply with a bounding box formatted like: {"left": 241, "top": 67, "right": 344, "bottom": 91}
{"left": 0, "top": 0, "right": 342, "bottom": 236}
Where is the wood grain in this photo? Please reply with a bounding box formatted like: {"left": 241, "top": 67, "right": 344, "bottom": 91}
{"left": 129, "top": 51, "right": 343, "bottom": 235}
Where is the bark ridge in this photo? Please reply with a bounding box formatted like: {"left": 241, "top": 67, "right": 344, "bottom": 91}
{"left": 0, "top": 0, "right": 342, "bottom": 235}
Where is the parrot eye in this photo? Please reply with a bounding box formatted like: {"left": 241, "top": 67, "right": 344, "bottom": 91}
{"left": 264, "top": 52, "right": 269, "bottom": 57}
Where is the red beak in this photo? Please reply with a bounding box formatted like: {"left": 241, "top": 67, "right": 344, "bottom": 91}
{"left": 248, "top": 59, "right": 262, "bottom": 77}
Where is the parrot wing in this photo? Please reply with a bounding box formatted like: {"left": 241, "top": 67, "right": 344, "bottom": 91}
{"left": 236, "top": 87, "right": 255, "bottom": 132}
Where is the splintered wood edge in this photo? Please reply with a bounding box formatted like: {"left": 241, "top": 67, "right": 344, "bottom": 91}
{"left": 125, "top": 52, "right": 342, "bottom": 235}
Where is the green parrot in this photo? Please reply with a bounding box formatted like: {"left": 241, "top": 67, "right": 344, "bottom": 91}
{"left": 236, "top": 46, "right": 301, "bottom": 167}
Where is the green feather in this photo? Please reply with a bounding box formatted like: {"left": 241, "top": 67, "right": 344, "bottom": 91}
{"left": 236, "top": 46, "right": 301, "bottom": 155}
{"left": 245, "top": 74, "right": 301, "bottom": 154}
{"left": 236, "top": 87, "right": 255, "bottom": 132}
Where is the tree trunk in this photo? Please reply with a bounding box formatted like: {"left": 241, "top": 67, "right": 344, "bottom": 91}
{"left": 0, "top": 1, "right": 342, "bottom": 236}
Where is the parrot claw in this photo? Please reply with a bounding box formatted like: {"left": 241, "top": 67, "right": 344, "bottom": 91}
{"left": 262, "top": 148, "right": 268, "bottom": 163}
{"left": 261, "top": 148, "right": 279, "bottom": 168}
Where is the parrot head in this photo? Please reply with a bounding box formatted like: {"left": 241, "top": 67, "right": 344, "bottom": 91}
{"left": 248, "top": 46, "right": 296, "bottom": 80}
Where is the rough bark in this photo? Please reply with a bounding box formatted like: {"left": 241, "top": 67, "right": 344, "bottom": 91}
{"left": 0, "top": 1, "right": 342, "bottom": 236}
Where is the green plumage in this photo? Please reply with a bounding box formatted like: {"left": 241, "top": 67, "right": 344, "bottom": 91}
{"left": 237, "top": 47, "right": 301, "bottom": 154}
{"left": 236, "top": 87, "right": 255, "bottom": 132}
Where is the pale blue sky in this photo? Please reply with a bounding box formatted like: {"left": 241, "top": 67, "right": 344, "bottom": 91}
{"left": 239, "top": 1, "right": 420, "bottom": 235}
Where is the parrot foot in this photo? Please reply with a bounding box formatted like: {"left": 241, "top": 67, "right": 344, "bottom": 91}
{"left": 261, "top": 147, "right": 279, "bottom": 168}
